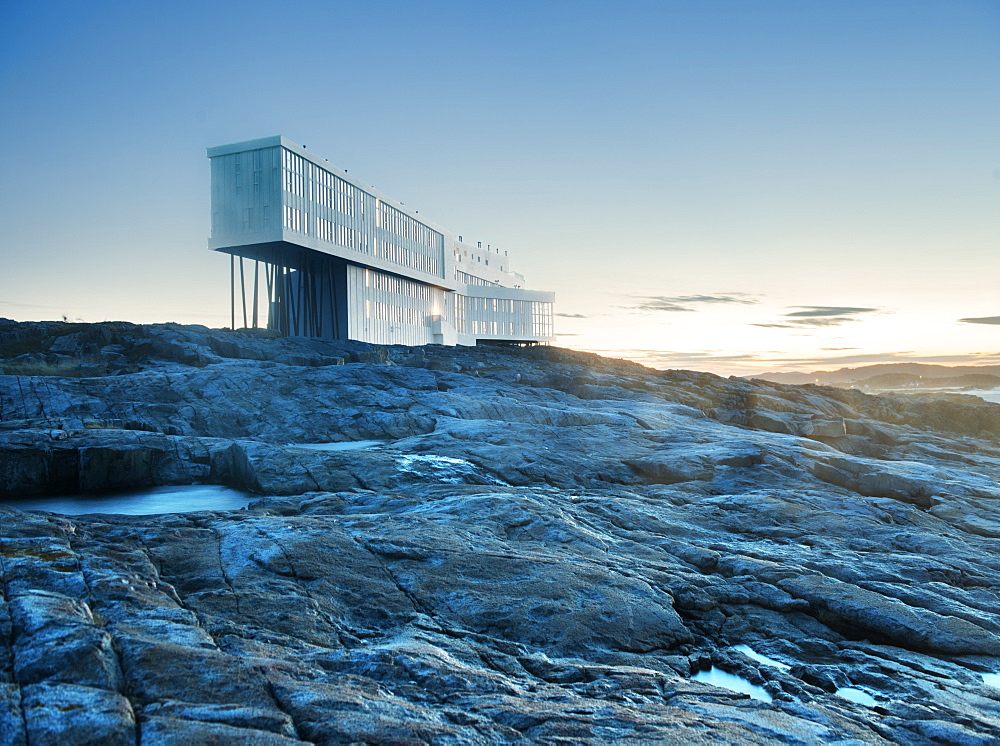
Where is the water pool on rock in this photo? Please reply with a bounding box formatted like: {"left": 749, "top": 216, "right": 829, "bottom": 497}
{"left": 692, "top": 667, "right": 773, "bottom": 702}
{"left": 0, "top": 484, "right": 256, "bottom": 515}
{"left": 733, "top": 644, "right": 792, "bottom": 671}
{"left": 836, "top": 687, "right": 878, "bottom": 707}
{"left": 287, "top": 440, "right": 386, "bottom": 451}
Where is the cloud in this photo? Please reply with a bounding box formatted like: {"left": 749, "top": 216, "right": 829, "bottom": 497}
{"left": 0, "top": 301, "right": 68, "bottom": 310}
{"left": 555, "top": 313, "right": 588, "bottom": 318}
{"left": 671, "top": 294, "right": 758, "bottom": 305}
{"left": 626, "top": 293, "right": 758, "bottom": 313}
{"left": 785, "top": 306, "right": 878, "bottom": 318}
{"left": 632, "top": 298, "right": 694, "bottom": 312}
{"left": 751, "top": 319, "right": 852, "bottom": 328}
{"left": 959, "top": 316, "right": 1000, "bottom": 325}
{"left": 793, "top": 318, "right": 858, "bottom": 328}
{"left": 753, "top": 305, "right": 881, "bottom": 330}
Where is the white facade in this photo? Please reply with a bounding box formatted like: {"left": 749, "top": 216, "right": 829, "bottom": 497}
{"left": 207, "top": 136, "right": 554, "bottom": 346}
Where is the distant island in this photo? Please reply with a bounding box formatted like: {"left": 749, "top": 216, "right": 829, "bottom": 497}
{"left": 758, "top": 362, "right": 1000, "bottom": 392}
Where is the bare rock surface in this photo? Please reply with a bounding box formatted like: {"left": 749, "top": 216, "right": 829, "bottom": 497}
{"left": 2, "top": 319, "right": 1000, "bottom": 743}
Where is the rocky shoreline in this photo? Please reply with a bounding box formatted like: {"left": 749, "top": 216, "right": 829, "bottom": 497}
{"left": 2, "top": 319, "right": 1000, "bottom": 743}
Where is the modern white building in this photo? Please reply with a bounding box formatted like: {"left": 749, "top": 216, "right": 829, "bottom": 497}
{"left": 207, "top": 136, "right": 554, "bottom": 346}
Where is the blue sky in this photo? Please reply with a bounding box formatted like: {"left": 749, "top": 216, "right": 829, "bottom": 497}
{"left": 2, "top": 0, "right": 999, "bottom": 375}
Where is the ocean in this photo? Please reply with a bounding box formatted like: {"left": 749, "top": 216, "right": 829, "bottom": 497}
{"left": 884, "top": 386, "right": 1000, "bottom": 404}
{"left": 973, "top": 388, "right": 1000, "bottom": 404}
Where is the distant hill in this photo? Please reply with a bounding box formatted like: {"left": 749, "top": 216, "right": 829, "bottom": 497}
{"left": 757, "top": 363, "right": 1000, "bottom": 389}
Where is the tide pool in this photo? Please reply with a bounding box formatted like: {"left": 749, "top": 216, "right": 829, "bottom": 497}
{"left": 289, "top": 440, "right": 386, "bottom": 451}
{"left": 0, "top": 484, "right": 256, "bottom": 515}
{"left": 692, "top": 667, "right": 773, "bottom": 702}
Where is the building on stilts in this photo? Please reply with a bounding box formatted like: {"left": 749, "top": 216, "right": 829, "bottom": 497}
{"left": 207, "top": 136, "right": 554, "bottom": 345}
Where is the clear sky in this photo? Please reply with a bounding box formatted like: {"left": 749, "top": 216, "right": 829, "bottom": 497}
{"left": 2, "top": 0, "right": 998, "bottom": 376}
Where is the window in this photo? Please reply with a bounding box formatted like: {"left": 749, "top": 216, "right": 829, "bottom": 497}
{"left": 283, "top": 205, "right": 302, "bottom": 231}
{"left": 336, "top": 178, "right": 357, "bottom": 217}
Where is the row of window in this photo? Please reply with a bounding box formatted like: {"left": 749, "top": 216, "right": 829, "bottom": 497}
{"left": 468, "top": 320, "right": 525, "bottom": 336}
{"left": 532, "top": 302, "right": 554, "bottom": 338}
{"left": 281, "top": 149, "right": 309, "bottom": 198}
{"left": 338, "top": 224, "right": 358, "bottom": 248}
{"left": 364, "top": 269, "right": 431, "bottom": 300}
{"left": 452, "top": 296, "right": 553, "bottom": 338}
{"left": 377, "top": 202, "right": 442, "bottom": 250}
{"left": 375, "top": 238, "right": 440, "bottom": 275}
{"left": 279, "top": 148, "right": 443, "bottom": 275}
{"left": 460, "top": 297, "right": 533, "bottom": 314}
{"left": 286, "top": 209, "right": 439, "bottom": 275}
{"left": 368, "top": 300, "right": 424, "bottom": 326}
{"left": 281, "top": 149, "right": 366, "bottom": 220}
{"left": 455, "top": 270, "right": 499, "bottom": 286}
{"left": 226, "top": 152, "right": 510, "bottom": 288}
{"left": 283, "top": 205, "right": 303, "bottom": 232}
{"left": 310, "top": 167, "right": 363, "bottom": 217}
{"left": 281, "top": 152, "right": 444, "bottom": 250}
{"left": 457, "top": 251, "right": 490, "bottom": 266}
{"left": 275, "top": 151, "right": 446, "bottom": 263}
{"left": 315, "top": 216, "right": 334, "bottom": 242}
{"left": 337, "top": 180, "right": 360, "bottom": 217}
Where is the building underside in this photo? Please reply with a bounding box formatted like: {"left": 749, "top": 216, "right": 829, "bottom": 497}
{"left": 223, "top": 243, "right": 348, "bottom": 341}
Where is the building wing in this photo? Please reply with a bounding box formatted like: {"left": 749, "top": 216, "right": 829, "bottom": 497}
{"left": 207, "top": 136, "right": 554, "bottom": 345}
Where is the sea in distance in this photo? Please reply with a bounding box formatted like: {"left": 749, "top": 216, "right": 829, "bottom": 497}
{"left": 924, "top": 387, "right": 1000, "bottom": 404}
{"left": 974, "top": 388, "right": 1000, "bottom": 404}
{"left": 875, "top": 386, "right": 1000, "bottom": 405}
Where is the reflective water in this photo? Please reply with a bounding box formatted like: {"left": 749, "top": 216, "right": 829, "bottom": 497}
{"left": 0, "top": 485, "right": 256, "bottom": 515}
{"left": 398, "top": 454, "right": 468, "bottom": 467}
{"left": 836, "top": 687, "right": 877, "bottom": 706}
{"left": 983, "top": 673, "right": 1000, "bottom": 688}
{"left": 692, "top": 667, "right": 773, "bottom": 702}
{"left": 733, "top": 644, "right": 791, "bottom": 671}
{"left": 289, "top": 440, "right": 385, "bottom": 451}
{"left": 885, "top": 387, "right": 1000, "bottom": 404}
{"left": 975, "top": 388, "right": 1000, "bottom": 404}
